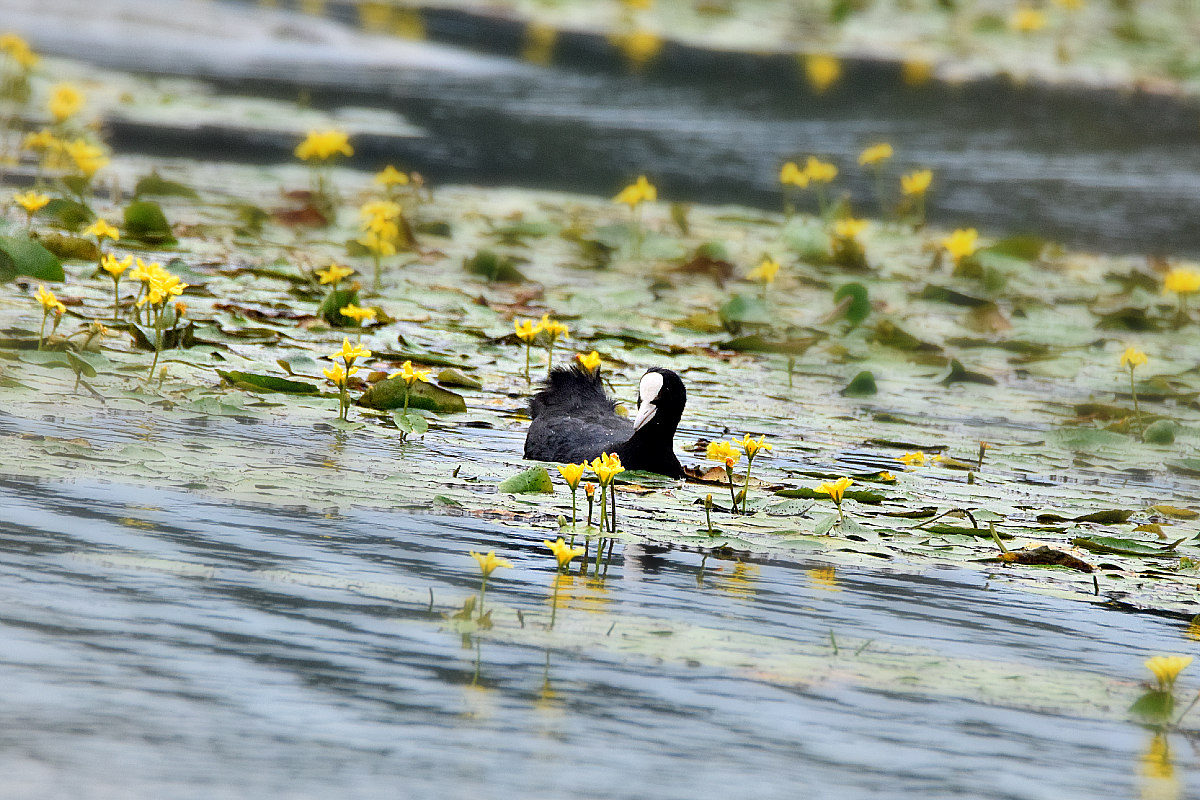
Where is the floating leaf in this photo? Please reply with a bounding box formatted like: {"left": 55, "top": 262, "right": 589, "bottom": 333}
{"left": 216, "top": 370, "right": 319, "bottom": 394}
{"left": 718, "top": 294, "right": 772, "bottom": 332}
{"left": 0, "top": 235, "right": 64, "bottom": 283}
{"left": 437, "top": 368, "right": 482, "bottom": 389}
{"left": 395, "top": 412, "right": 429, "bottom": 435}
{"left": 1148, "top": 505, "right": 1198, "bottom": 520}
{"left": 941, "top": 359, "right": 996, "bottom": 386}
{"left": 41, "top": 198, "right": 94, "bottom": 231}
{"left": 123, "top": 200, "right": 175, "bottom": 244}
{"left": 776, "top": 487, "right": 886, "bottom": 504}
{"left": 998, "top": 546, "right": 1094, "bottom": 572}
{"left": 833, "top": 282, "right": 871, "bottom": 327}
{"left": 1143, "top": 419, "right": 1178, "bottom": 445}
{"left": 464, "top": 249, "right": 526, "bottom": 282}
{"left": 497, "top": 465, "right": 554, "bottom": 494}
{"left": 841, "top": 370, "right": 877, "bottom": 396}
{"left": 134, "top": 171, "right": 199, "bottom": 200}
{"left": 358, "top": 376, "right": 467, "bottom": 413}
{"left": 1070, "top": 536, "right": 1180, "bottom": 557}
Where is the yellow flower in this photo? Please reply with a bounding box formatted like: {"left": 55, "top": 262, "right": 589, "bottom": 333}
{"left": 34, "top": 284, "right": 64, "bottom": 314}
{"left": 1120, "top": 347, "right": 1147, "bottom": 370}
{"left": 374, "top": 165, "right": 409, "bottom": 187}
{"left": 323, "top": 364, "right": 352, "bottom": 386}
{"left": 316, "top": 263, "right": 354, "bottom": 285}
{"left": 1163, "top": 267, "right": 1200, "bottom": 295}
{"left": 590, "top": 452, "right": 625, "bottom": 486}
{"left": 747, "top": 257, "right": 781, "bottom": 284}
{"left": 63, "top": 139, "right": 108, "bottom": 177}
{"left": 833, "top": 218, "right": 868, "bottom": 240}
{"left": 899, "top": 451, "right": 927, "bottom": 467}
{"left": 544, "top": 538, "right": 586, "bottom": 570}
{"left": 22, "top": 129, "right": 58, "bottom": 153}
{"left": 360, "top": 200, "right": 402, "bottom": 222}
{"left": 706, "top": 440, "right": 742, "bottom": 466}
{"left": 339, "top": 303, "right": 376, "bottom": 324}
{"left": 901, "top": 169, "right": 933, "bottom": 196}
{"left": 941, "top": 228, "right": 979, "bottom": 262}
{"left": 1053, "top": 0, "right": 1084, "bottom": 9}
{"left": 514, "top": 318, "right": 542, "bottom": 343}
{"left": 1145, "top": 655, "right": 1193, "bottom": 688}
{"left": 878, "top": 471, "right": 895, "bottom": 482}
{"left": 333, "top": 337, "right": 371, "bottom": 365}
{"left": 174, "top": 301, "right": 187, "bottom": 318}
{"left": 816, "top": 476, "right": 853, "bottom": 504}
{"left": 805, "top": 53, "right": 841, "bottom": 93}
{"left": 84, "top": 219, "right": 120, "bottom": 243}
{"left": 48, "top": 83, "right": 84, "bottom": 122}
{"left": 358, "top": 230, "right": 398, "bottom": 257}
{"left": 399, "top": 360, "right": 431, "bottom": 385}
{"left": 14, "top": 191, "right": 50, "bottom": 214}
{"left": 129, "top": 257, "right": 161, "bottom": 284}
{"left": 614, "top": 175, "right": 657, "bottom": 208}
{"left": 557, "top": 462, "right": 586, "bottom": 490}
{"left": 1010, "top": 6, "right": 1046, "bottom": 32}
{"left": 779, "top": 161, "right": 809, "bottom": 188}
{"left": 858, "top": 143, "right": 893, "bottom": 166}
{"left": 100, "top": 253, "right": 132, "bottom": 277}
{"left": 739, "top": 434, "right": 772, "bottom": 459}
{"left": 575, "top": 351, "right": 601, "bottom": 373}
{"left": 0, "top": 33, "right": 38, "bottom": 69}
{"left": 539, "top": 314, "right": 569, "bottom": 340}
{"left": 139, "top": 271, "right": 187, "bottom": 307}
{"left": 294, "top": 129, "right": 353, "bottom": 161}
{"left": 804, "top": 156, "right": 838, "bottom": 184}
{"left": 470, "top": 550, "right": 513, "bottom": 578}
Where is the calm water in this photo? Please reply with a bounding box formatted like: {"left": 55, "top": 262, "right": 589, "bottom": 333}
{"left": 0, "top": 409, "right": 1195, "bottom": 798}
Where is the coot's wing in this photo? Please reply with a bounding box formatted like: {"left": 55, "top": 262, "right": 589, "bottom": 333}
{"left": 524, "top": 413, "right": 632, "bottom": 464}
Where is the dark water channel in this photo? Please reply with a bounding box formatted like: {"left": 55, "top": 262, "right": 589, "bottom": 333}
{"left": 0, "top": 409, "right": 1196, "bottom": 798}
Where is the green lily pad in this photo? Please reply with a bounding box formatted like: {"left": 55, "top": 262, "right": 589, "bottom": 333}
{"left": 123, "top": 200, "right": 175, "bottom": 244}
{"left": 0, "top": 234, "right": 64, "bottom": 283}
{"left": 358, "top": 376, "right": 467, "bottom": 413}
{"left": 216, "top": 370, "right": 320, "bottom": 394}
{"left": 498, "top": 465, "right": 554, "bottom": 494}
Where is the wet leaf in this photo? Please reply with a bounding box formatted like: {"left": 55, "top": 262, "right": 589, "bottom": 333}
{"left": 0, "top": 234, "right": 64, "bottom": 283}
{"left": 1148, "top": 505, "right": 1198, "bottom": 520}
{"left": 134, "top": 171, "right": 200, "bottom": 200}
{"left": 997, "top": 546, "right": 1094, "bottom": 572}
{"left": 358, "top": 376, "right": 467, "bottom": 413}
{"left": 718, "top": 294, "right": 772, "bottom": 332}
{"left": 1071, "top": 536, "right": 1180, "bottom": 557}
{"left": 216, "top": 370, "right": 320, "bottom": 395}
{"left": 833, "top": 282, "right": 870, "bottom": 327}
{"left": 941, "top": 359, "right": 996, "bottom": 386}
{"left": 437, "top": 368, "right": 482, "bottom": 389}
{"left": 395, "top": 412, "right": 429, "bottom": 435}
{"left": 123, "top": 200, "right": 175, "bottom": 244}
{"left": 841, "top": 370, "right": 877, "bottom": 396}
{"left": 497, "top": 465, "right": 554, "bottom": 494}
{"left": 1037, "top": 509, "right": 1133, "bottom": 525}
{"left": 464, "top": 249, "right": 526, "bottom": 283}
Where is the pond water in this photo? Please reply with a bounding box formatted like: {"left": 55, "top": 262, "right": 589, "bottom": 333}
{"left": 0, "top": 412, "right": 1194, "bottom": 798}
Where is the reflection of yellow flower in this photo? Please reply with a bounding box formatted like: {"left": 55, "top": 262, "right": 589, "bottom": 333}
{"left": 614, "top": 175, "right": 657, "bottom": 208}
{"left": 48, "top": 83, "right": 84, "bottom": 122}
{"left": 941, "top": 228, "right": 979, "bottom": 262}
{"left": 14, "top": 191, "right": 49, "bottom": 215}
{"left": 706, "top": 440, "right": 741, "bottom": 467}
{"left": 1121, "top": 347, "right": 1147, "bottom": 370}
{"left": 747, "top": 257, "right": 781, "bottom": 284}
{"left": 1140, "top": 732, "right": 1176, "bottom": 785}
{"left": 716, "top": 561, "right": 759, "bottom": 599}
{"left": 1145, "top": 655, "right": 1192, "bottom": 689}
{"left": 1185, "top": 618, "right": 1200, "bottom": 641}
{"left": 779, "top": 161, "right": 809, "bottom": 188}
{"left": 294, "top": 129, "right": 353, "bottom": 161}
{"left": 1163, "top": 268, "right": 1200, "bottom": 295}
{"left": 807, "top": 566, "right": 841, "bottom": 592}
{"left": 575, "top": 350, "right": 601, "bottom": 373}
{"left": 901, "top": 169, "right": 933, "bottom": 196}
{"left": 899, "top": 451, "right": 927, "bottom": 467}
{"left": 833, "top": 218, "right": 868, "bottom": 240}
{"left": 399, "top": 360, "right": 430, "bottom": 385}
{"left": 557, "top": 462, "right": 585, "bottom": 490}
{"left": 339, "top": 303, "right": 376, "bottom": 325}
{"left": 613, "top": 29, "right": 662, "bottom": 71}
{"left": 739, "top": 434, "right": 772, "bottom": 459}
{"left": 816, "top": 476, "right": 853, "bottom": 504}
{"left": 549, "top": 573, "right": 610, "bottom": 613}
{"left": 805, "top": 53, "right": 841, "bottom": 93}
{"left": 858, "top": 143, "right": 893, "bottom": 166}
{"left": 470, "top": 550, "right": 513, "bottom": 578}
{"left": 317, "top": 263, "right": 354, "bottom": 285}
{"left": 544, "top": 538, "right": 585, "bottom": 570}
{"left": 901, "top": 58, "right": 932, "bottom": 86}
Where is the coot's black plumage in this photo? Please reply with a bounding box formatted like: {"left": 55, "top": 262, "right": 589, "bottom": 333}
{"left": 524, "top": 366, "right": 687, "bottom": 478}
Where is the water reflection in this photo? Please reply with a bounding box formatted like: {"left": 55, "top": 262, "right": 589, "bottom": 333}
{"left": 1139, "top": 732, "right": 1182, "bottom": 800}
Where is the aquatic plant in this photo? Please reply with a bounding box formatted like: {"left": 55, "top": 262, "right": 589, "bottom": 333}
{"left": 899, "top": 451, "right": 927, "bottom": 467}
{"left": 1010, "top": 6, "right": 1047, "bottom": 33}
{"left": 47, "top": 83, "right": 83, "bottom": 123}
{"left": 514, "top": 317, "right": 542, "bottom": 382}
{"left": 1163, "top": 266, "right": 1199, "bottom": 326}
{"left": 14, "top": 190, "right": 48, "bottom": 226}
{"left": 1120, "top": 346, "right": 1147, "bottom": 439}
{"left": 779, "top": 161, "right": 809, "bottom": 216}
{"left": 358, "top": 200, "right": 404, "bottom": 292}
{"left": 83, "top": 219, "right": 119, "bottom": 265}
{"left": 941, "top": 228, "right": 979, "bottom": 267}
{"left": 805, "top": 54, "right": 841, "bottom": 93}
{"left": 469, "top": 550, "right": 512, "bottom": 619}
{"left": 614, "top": 174, "right": 656, "bottom": 259}
{"left": 557, "top": 462, "right": 586, "bottom": 527}
{"left": 583, "top": 482, "right": 597, "bottom": 527}
{"left": 33, "top": 285, "right": 65, "bottom": 349}
{"left": 395, "top": 359, "right": 431, "bottom": 438}
{"left": 538, "top": 314, "right": 570, "bottom": 376}
{"left": 99, "top": 253, "right": 131, "bottom": 321}
{"left": 747, "top": 257, "right": 780, "bottom": 298}
{"left": 900, "top": 169, "right": 932, "bottom": 224}
{"left": 316, "top": 262, "right": 354, "bottom": 288}
{"left": 858, "top": 143, "right": 893, "bottom": 213}
{"left": 706, "top": 440, "right": 742, "bottom": 513}
{"left": 1146, "top": 655, "right": 1192, "bottom": 691}
{"left": 544, "top": 537, "right": 585, "bottom": 573}
{"left": 804, "top": 156, "right": 838, "bottom": 215}
{"left": 374, "top": 164, "right": 409, "bottom": 202}
{"left": 338, "top": 303, "right": 375, "bottom": 327}
{"left": 737, "top": 434, "right": 772, "bottom": 513}
{"left": 817, "top": 477, "right": 853, "bottom": 524}
{"left": 294, "top": 128, "right": 352, "bottom": 211}
{"left": 575, "top": 351, "right": 601, "bottom": 374}
{"left": 589, "top": 452, "right": 624, "bottom": 533}
{"left": 326, "top": 337, "right": 371, "bottom": 421}
{"left": 134, "top": 261, "right": 188, "bottom": 380}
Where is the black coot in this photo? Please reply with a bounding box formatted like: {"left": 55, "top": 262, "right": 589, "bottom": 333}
{"left": 524, "top": 366, "right": 687, "bottom": 478}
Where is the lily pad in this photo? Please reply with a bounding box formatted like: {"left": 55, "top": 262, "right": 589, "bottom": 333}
{"left": 357, "top": 376, "right": 467, "bottom": 413}
{"left": 216, "top": 370, "right": 320, "bottom": 395}
{"left": 497, "top": 465, "right": 554, "bottom": 494}
{"left": 0, "top": 235, "right": 64, "bottom": 283}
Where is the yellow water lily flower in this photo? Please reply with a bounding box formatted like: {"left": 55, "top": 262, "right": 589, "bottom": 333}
{"left": 1120, "top": 347, "right": 1147, "bottom": 369}
{"left": 899, "top": 451, "right": 927, "bottom": 466}
{"left": 316, "top": 263, "right": 354, "bottom": 285}
{"left": 557, "top": 462, "right": 586, "bottom": 490}
{"left": 334, "top": 337, "right": 371, "bottom": 365}
{"left": 576, "top": 351, "right": 601, "bottom": 373}
{"left": 374, "top": 165, "right": 409, "bottom": 187}
{"left": 901, "top": 169, "right": 933, "bottom": 196}
{"left": 339, "top": 303, "right": 376, "bottom": 324}
{"left": 360, "top": 200, "right": 402, "bottom": 222}
{"left": 22, "top": 128, "right": 58, "bottom": 153}
{"left": 323, "top": 364, "right": 352, "bottom": 386}
{"left": 1010, "top": 6, "right": 1046, "bottom": 32}
{"left": 470, "top": 550, "right": 513, "bottom": 578}
{"left": 399, "top": 360, "right": 431, "bottom": 385}
{"left": 294, "top": 129, "right": 353, "bottom": 161}
{"left": 358, "top": 230, "right": 398, "bottom": 257}
{"left": 614, "top": 175, "right": 657, "bottom": 208}
{"left": 805, "top": 53, "right": 841, "bottom": 93}
{"left": 941, "top": 228, "right": 979, "bottom": 262}
{"left": 48, "top": 83, "right": 84, "bottom": 122}
{"left": 590, "top": 452, "right": 625, "bottom": 486}
{"left": 539, "top": 314, "right": 569, "bottom": 340}
{"left": 34, "top": 284, "right": 64, "bottom": 314}
{"left": 804, "top": 156, "right": 838, "bottom": 184}
{"left": 0, "top": 33, "right": 38, "bottom": 69}
{"left": 858, "top": 143, "right": 893, "bottom": 166}
{"left": 84, "top": 219, "right": 120, "bottom": 243}
{"left": 514, "top": 318, "right": 542, "bottom": 343}
{"left": 706, "top": 440, "right": 742, "bottom": 466}
{"left": 14, "top": 191, "right": 49, "bottom": 216}
{"left": 1163, "top": 267, "right": 1200, "bottom": 295}
{"left": 63, "top": 138, "right": 108, "bottom": 177}
{"left": 747, "top": 257, "right": 781, "bottom": 284}
{"left": 1145, "top": 655, "right": 1192, "bottom": 689}
{"left": 833, "top": 218, "right": 868, "bottom": 240}
{"left": 779, "top": 161, "right": 809, "bottom": 188}
{"left": 544, "top": 538, "right": 586, "bottom": 570}
{"left": 816, "top": 476, "right": 853, "bottom": 504}
{"left": 739, "top": 434, "right": 772, "bottom": 459}
{"left": 100, "top": 253, "right": 132, "bottom": 277}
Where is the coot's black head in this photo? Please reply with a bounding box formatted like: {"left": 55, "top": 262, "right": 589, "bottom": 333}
{"left": 630, "top": 368, "right": 686, "bottom": 437}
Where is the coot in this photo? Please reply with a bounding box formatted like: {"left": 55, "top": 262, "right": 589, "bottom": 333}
{"left": 524, "top": 366, "right": 687, "bottom": 478}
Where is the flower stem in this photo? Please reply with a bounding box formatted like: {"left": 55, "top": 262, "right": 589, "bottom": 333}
{"left": 609, "top": 483, "right": 616, "bottom": 533}
{"left": 570, "top": 490, "right": 577, "bottom": 528}
{"left": 478, "top": 576, "right": 487, "bottom": 621}
{"left": 112, "top": 277, "right": 121, "bottom": 321}
{"left": 38, "top": 309, "right": 46, "bottom": 350}
{"left": 550, "top": 577, "right": 559, "bottom": 629}
{"left": 741, "top": 454, "right": 755, "bottom": 514}
{"left": 726, "top": 463, "right": 738, "bottom": 515}
{"left": 1130, "top": 366, "right": 1143, "bottom": 441}
{"left": 524, "top": 343, "right": 531, "bottom": 383}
